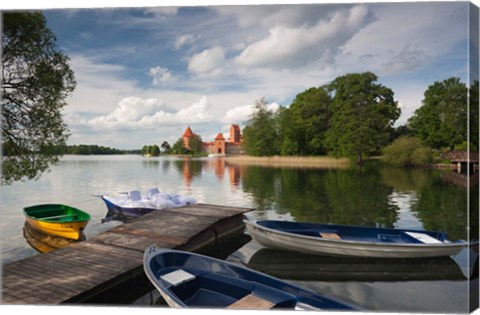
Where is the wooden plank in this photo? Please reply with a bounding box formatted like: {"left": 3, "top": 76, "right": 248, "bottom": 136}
{"left": 165, "top": 205, "right": 246, "bottom": 218}
{"left": 195, "top": 203, "right": 254, "bottom": 213}
{"left": 320, "top": 232, "right": 341, "bottom": 240}
{"left": 227, "top": 294, "right": 275, "bottom": 309}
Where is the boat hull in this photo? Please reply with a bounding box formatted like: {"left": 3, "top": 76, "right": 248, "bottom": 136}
{"left": 245, "top": 220, "right": 467, "bottom": 258}
{"left": 143, "top": 247, "right": 358, "bottom": 310}
{"left": 101, "top": 196, "right": 155, "bottom": 221}
{"left": 25, "top": 216, "right": 88, "bottom": 240}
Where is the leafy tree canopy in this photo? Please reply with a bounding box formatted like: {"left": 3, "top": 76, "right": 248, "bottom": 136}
{"left": 408, "top": 77, "right": 468, "bottom": 150}
{"left": 280, "top": 87, "right": 331, "bottom": 155}
{"left": 324, "top": 72, "right": 400, "bottom": 164}
{"left": 2, "top": 12, "right": 76, "bottom": 184}
{"left": 243, "top": 98, "right": 280, "bottom": 156}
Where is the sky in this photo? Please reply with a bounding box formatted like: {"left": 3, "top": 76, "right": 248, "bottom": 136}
{"left": 3, "top": 1, "right": 478, "bottom": 149}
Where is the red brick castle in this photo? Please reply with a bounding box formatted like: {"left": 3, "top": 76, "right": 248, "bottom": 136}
{"left": 182, "top": 125, "right": 243, "bottom": 155}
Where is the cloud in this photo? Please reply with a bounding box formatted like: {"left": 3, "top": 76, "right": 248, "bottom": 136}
{"left": 174, "top": 33, "right": 195, "bottom": 50}
{"left": 85, "top": 96, "right": 215, "bottom": 130}
{"left": 144, "top": 7, "right": 178, "bottom": 17}
{"left": 188, "top": 46, "right": 227, "bottom": 76}
{"left": 336, "top": 3, "right": 467, "bottom": 76}
{"left": 221, "top": 102, "right": 280, "bottom": 124}
{"left": 214, "top": 4, "right": 341, "bottom": 29}
{"left": 234, "top": 5, "right": 369, "bottom": 69}
{"left": 148, "top": 66, "right": 177, "bottom": 85}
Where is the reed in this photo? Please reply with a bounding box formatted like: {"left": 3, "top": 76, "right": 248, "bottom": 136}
{"left": 224, "top": 155, "right": 351, "bottom": 169}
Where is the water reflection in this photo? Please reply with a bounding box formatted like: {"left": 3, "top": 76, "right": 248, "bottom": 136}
{"left": 247, "top": 248, "right": 467, "bottom": 282}
{"left": 23, "top": 221, "right": 82, "bottom": 254}
{"left": 170, "top": 158, "right": 474, "bottom": 241}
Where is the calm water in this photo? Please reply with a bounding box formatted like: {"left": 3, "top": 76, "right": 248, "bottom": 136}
{"left": 1, "top": 155, "right": 478, "bottom": 312}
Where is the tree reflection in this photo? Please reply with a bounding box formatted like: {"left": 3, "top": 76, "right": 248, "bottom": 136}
{"left": 411, "top": 175, "right": 470, "bottom": 240}
{"left": 241, "top": 165, "right": 398, "bottom": 227}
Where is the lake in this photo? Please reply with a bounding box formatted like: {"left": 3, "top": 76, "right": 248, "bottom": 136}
{"left": 1, "top": 155, "right": 478, "bottom": 312}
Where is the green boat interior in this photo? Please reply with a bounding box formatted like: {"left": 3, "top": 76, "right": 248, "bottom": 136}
{"left": 24, "top": 204, "right": 90, "bottom": 222}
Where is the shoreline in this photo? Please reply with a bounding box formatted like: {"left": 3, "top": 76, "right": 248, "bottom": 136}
{"left": 222, "top": 155, "right": 351, "bottom": 169}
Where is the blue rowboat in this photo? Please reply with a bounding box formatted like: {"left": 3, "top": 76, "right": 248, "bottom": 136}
{"left": 143, "top": 246, "right": 359, "bottom": 310}
{"left": 245, "top": 220, "right": 470, "bottom": 258}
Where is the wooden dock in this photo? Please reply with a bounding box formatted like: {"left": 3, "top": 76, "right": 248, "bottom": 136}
{"left": 1, "top": 203, "right": 252, "bottom": 304}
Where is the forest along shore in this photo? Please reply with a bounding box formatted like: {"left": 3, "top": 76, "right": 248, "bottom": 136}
{"left": 223, "top": 156, "right": 350, "bottom": 169}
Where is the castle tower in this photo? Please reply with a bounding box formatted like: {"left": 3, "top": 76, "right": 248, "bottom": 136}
{"left": 182, "top": 126, "right": 194, "bottom": 149}
{"left": 213, "top": 133, "right": 226, "bottom": 155}
{"left": 229, "top": 124, "right": 241, "bottom": 143}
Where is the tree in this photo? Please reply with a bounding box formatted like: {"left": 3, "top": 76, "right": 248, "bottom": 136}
{"left": 171, "top": 138, "right": 188, "bottom": 155}
{"left": 280, "top": 87, "right": 331, "bottom": 155}
{"left": 243, "top": 98, "right": 280, "bottom": 156}
{"left": 160, "top": 141, "right": 171, "bottom": 153}
{"left": 141, "top": 145, "right": 150, "bottom": 156}
{"left": 382, "top": 136, "right": 432, "bottom": 166}
{"left": 189, "top": 135, "right": 204, "bottom": 155}
{"left": 150, "top": 145, "right": 160, "bottom": 156}
{"left": 408, "top": 77, "right": 468, "bottom": 150}
{"left": 324, "top": 72, "right": 400, "bottom": 165}
{"left": 2, "top": 12, "right": 76, "bottom": 184}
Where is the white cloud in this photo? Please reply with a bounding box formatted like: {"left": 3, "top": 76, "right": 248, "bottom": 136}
{"left": 174, "top": 33, "right": 195, "bottom": 50}
{"left": 188, "top": 47, "right": 227, "bottom": 76}
{"left": 144, "top": 7, "right": 178, "bottom": 17}
{"left": 148, "top": 66, "right": 176, "bottom": 85}
{"left": 234, "top": 5, "right": 369, "bottom": 69}
{"left": 221, "top": 102, "right": 280, "bottom": 124}
{"left": 85, "top": 96, "right": 215, "bottom": 130}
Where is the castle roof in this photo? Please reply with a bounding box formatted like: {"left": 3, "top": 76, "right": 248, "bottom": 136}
{"left": 183, "top": 126, "right": 194, "bottom": 137}
{"left": 215, "top": 133, "right": 225, "bottom": 141}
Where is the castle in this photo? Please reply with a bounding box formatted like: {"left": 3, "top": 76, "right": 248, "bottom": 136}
{"left": 182, "top": 125, "right": 244, "bottom": 155}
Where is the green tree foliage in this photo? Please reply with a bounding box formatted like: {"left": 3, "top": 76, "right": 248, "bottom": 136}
{"left": 243, "top": 98, "right": 280, "bottom": 156}
{"left": 324, "top": 72, "right": 400, "bottom": 165}
{"left": 382, "top": 136, "right": 432, "bottom": 166}
{"left": 408, "top": 77, "right": 468, "bottom": 150}
{"left": 66, "top": 145, "right": 124, "bottom": 155}
{"left": 141, "top": 145, "right": 150, "bottom": 156}
{"left": 2, "top": 12, "right": 76, "bottom": 184}
{"left": 161, "top": 141, "right": 171, "bottom": 153}
{"left": 280, "top": 87, "right": 331, "bottom": 155}
{"left": 150, "top": 145, "right": 160, "bottom": 156}
{"left": 171, "top": 138, "right": 188, "bottom": 155}
{"left": 141, "top": 145, "right": 160, "bottom": 156}
{"left": 189, "top": 135, "right": 204, "bottom": 155}
{"left": 470, "top": 80, "right": 479, "bottom": 150}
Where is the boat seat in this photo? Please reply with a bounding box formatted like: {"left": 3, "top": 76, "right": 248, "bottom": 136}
{"left": 39, "top": 214, "right": 74, "bottom": 220}
{"left": 160, "top": 269, "right": 196, "bottom": 287}
{"left": 227, "top": 294, "right": 275, "bottom": 309}
{"left": 319, "top": 232, "right": 341, "bottom": 240}
{"left": 129, "top": 190, "right": 142, "bottom": 201}
{"left": 404, "top": 232, "right": 442, "bottom": 244}
{"left": 146, "top": 187, "right": 160, "bottom": 199}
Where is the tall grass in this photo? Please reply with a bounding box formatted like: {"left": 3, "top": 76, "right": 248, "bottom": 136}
{"left": 224, "top": 155, "right": 350, "bottom": 169}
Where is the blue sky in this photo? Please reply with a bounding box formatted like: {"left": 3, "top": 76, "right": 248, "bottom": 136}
{"left": 4, "top": 1, "right": 477, "bottom": 149}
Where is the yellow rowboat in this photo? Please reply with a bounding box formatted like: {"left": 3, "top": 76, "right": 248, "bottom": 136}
{"left": 23, "top": 204, "right": 91, "bottom": 240}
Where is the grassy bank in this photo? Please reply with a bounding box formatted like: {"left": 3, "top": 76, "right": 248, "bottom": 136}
{"left": 224, "top": 155, "right": 351, "bottom": 169}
